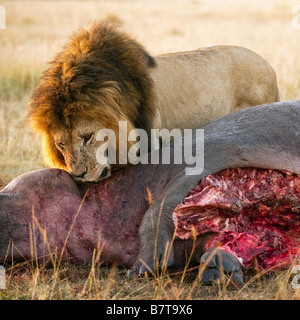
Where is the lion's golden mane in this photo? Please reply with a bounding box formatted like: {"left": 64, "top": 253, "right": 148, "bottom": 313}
{"left": 27, "top": 21, "right": 157, "bottom": 169}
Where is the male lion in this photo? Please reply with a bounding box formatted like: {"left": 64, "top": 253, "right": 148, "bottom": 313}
{"left": 27, "top": 21, "right": 279, "bottom": 182}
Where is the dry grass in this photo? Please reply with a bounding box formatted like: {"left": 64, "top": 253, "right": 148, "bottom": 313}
{"left": 1, "top": 258, "right": 300, "bottom": 300}
{"left": 0, "top": 0, "right": 300, "bottom": 300}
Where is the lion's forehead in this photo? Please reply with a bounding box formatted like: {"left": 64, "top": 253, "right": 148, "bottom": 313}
{"left": 51, "top": 120, "right": 104, "bottom": 141}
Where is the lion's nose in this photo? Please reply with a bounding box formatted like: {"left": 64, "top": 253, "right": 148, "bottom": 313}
{"left": 100, "top": 167, "right": 109, "bottom": 178}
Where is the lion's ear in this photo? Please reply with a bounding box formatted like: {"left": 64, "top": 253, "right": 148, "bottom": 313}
{"left": 42, "top": 133, "right": 66, "bottom": 169}
{"left": 145, "top": 53, "right": 156, "bottom": 69}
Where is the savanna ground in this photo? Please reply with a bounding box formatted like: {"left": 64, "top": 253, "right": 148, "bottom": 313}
{"left": 0, "top": 0, "right": 300, "bottom": 300}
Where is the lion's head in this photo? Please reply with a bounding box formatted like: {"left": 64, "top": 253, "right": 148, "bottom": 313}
{"left": 27, "top": 21, "right": 157, "bottom": 182}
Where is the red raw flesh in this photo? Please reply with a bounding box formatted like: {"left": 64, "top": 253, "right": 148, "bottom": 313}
{"left": 173, "top": 168, "right": 300, "bottom": 270}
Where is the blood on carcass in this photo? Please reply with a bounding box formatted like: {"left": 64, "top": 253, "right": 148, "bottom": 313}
{"left": 173, "top": 168, "right": 300, "bottom": 270}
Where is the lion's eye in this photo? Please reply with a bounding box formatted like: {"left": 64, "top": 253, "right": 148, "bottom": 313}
{"left": 57, "top": 142, "right": 65, "bottom": 150}
{"left": 83, "top": 133, "right": 93, "bottom": 146}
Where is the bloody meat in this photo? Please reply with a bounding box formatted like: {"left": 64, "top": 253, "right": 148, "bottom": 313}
{"left": 173, "top": 168, "right": 300, "bottom": 269}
